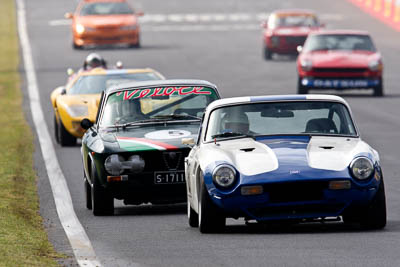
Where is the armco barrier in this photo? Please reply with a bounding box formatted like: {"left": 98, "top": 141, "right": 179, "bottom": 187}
{"left": 348, "top": 0, "right": 400, "bottom": 31}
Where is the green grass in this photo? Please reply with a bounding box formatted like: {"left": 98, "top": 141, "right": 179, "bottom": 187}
{"left": 0, "top": 0, "right": 65, "bottom": 265}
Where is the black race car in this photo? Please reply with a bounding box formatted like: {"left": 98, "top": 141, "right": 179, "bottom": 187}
{"left": 80, "top": 79, "right": 220, "bottom": 215}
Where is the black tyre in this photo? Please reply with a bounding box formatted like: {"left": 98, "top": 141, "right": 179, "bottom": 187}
{"left": 188, "top": 195, "right": 198, "bottom": 228}
{"left": 198, "top": 179, "right": 225, "bottom": 233}
{"left": 84, "top": 177, "right": 92, "bottom": 210}
{"left": 54, "top": 115, "right": 60, "bottom": 144}
{"left": 91, "top": 164, "right": 114, "bottom": 216}
{"left": 72, "top": 42, "right": 83, "bottom": 50}
{"left": 263, "top": 46, "right": 272, "bottom": 60}
{"left": 373, "top": 78, "right": 384, "bottom": 97}
{"left": 297, "top": 77, "right": 308, "bottom": 94}
{"left": 360, "top": 180, "right": 387, "bottom": 230}
{"left": 58, "top": 120, "right": 77, "bottom": 146}
{"left": 129, "top": 36, "right": 141, "bottom": 48}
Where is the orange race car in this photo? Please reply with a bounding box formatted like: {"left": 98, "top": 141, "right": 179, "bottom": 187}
{"left": 65, "top": 0, "right": 143, "bottom": 49}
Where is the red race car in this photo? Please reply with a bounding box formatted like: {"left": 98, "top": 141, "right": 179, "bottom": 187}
{"left": 297, "top": 30, "right": 383, "bottom": 96}
{"left": 261, "top": 9, "right": 323, "bottom": 60}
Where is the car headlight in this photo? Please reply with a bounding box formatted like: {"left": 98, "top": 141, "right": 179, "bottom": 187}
{"left": 300, "top": 59, "right": 313, "bottom": 71}
{"left": 66, "top": 105, "right": 88, "bottom": 117}
{"left": 120, "top": 24, "right": 137, "bottom": 30}
{"left": 350, "top": 157, "right": 374, "bottom": 180}
{"left": 76, "top": 24, "right": 85, "bottom": 34}
{"left": 104, "top": 154, "right": 125, "bottom": 176}
{"left": 213, "top": 165, "right": 236, "bottom": 188}
{"left": 368, "top": 60, "right": 382, "bottom": 71}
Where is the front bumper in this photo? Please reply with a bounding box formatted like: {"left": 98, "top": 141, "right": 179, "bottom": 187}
{"left": 74, "top": 29, "right": 140, "bottom": 46}
{"left": 208, "top": 179, "right": 380, "bottom": 221}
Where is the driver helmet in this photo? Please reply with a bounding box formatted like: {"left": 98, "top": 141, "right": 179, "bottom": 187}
{"left": 83, "top": 53, "right": 106, "bottom": 70}
{"left": 222, "top": 108, "right": 249, "bottom": 134}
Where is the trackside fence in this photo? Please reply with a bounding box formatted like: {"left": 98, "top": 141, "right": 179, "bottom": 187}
{"left": 348, "top": 0, "right": 400, "bottom": 31}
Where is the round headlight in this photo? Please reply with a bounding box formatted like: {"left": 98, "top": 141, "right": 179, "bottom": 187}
{"left": 76, "top": 24, "right": 85, "bottom": 34}
{"left": 127, "top": 155, "right": 145, "bottom": 173}
{"left": 104, "top": 154, "right": 124, "bottom": 176}
{"left": 350, "top": 157, "right": 374, "bottom": 180}
{"left": 213, "top": 165, "right": 236, "bottom": 188}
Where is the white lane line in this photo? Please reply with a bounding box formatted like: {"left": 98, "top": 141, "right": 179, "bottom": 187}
{"left": 142, "top": 23, "right": 260, "bottom": 32}
{"left": 48, "top": 12, "right": 344, "bottom": 26}
{"left": 16, "top": 0, "right": 101, "bottom": 266}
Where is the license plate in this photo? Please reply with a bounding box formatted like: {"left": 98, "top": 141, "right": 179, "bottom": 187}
{"left": 154, "top": 171, "right": 185, "bottom": 184}
{"left": 303, "top": 78, "right": 379, "bottom": 88}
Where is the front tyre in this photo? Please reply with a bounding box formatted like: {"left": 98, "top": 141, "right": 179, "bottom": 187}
{"left": 297, "top": 77, "right": 308, "bottom": 94}
{"left": 58, "top": 119, "right": 77, "bottom": 146}
{"left": 360, "top": 180, "right": 387, "bottom": 230}
{"left": 91, "top": 164, "right": 114, "bottom": 216}
{"left": 198, "top": 180, "right": 225, "bottom": 233}
{"left": 84, "top": 177, "right": 92, "bottom": 210}
{"left": 188, "top": 194, "right": 198, "bottom": 228}
{"left": 263, "top": 46, "right": 272, "bottom": 60}
{"left": 54, "top": 115, "right": 60, "bottom": 144}
{"left": 373, "top": 78, "right": 384, "bottom": 97}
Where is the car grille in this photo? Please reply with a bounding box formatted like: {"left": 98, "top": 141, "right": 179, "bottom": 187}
{"left": 126, "top": 148, "right": 190, "bottom": 172}
{"left": 248, "top": 203, "right": 344, "bottom": 218}
{"left": 284, "top": 36, "right": 307, "bottom": 44}
{"left": 264, "top": 181, "right": 328, "bottom": 203}
{"left": 312, "top": 67, "right": 368, "bottom": 73}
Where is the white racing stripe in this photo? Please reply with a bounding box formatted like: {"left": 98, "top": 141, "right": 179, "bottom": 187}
{"left": 16, "top": 0, "right": 101, "bottom": 266}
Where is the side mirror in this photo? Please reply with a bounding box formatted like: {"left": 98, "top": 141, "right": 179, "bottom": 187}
{"left": 261, "top": 21, "right": 268, "bottom": 29}
{"left": 60, "top": 87, "right": 67, "bottom": 95}
{"left": 64, "top": 12, "right": 73, "bottom": 19}
{"left": 81, "top": 118, "right": 94, "bottom": 130}
{"left": 136, "top": 11, "right": 144, "bottom": 17}
{"left": 67, "top": 68, "right": 75, "bottom": 76}
{"left": 320, "top": 23, "right": 326, "bottom": 28}
{"left": 297, "top": 45, "right": 303, "bottom": 53}
{"left": 182, "top": 137, "right": 195, "bottom": 146}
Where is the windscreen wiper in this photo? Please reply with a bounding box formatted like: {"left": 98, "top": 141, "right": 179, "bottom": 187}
{"left": 152, "top": 114, "right": 201, "bottom": 121}
{"left": 212, "top": 132, "right": 254, "bottom": 139}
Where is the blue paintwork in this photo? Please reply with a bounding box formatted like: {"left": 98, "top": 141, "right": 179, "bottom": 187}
{"left": 202, "top": 135, "right": 381, "bottom": 221}
{"left": 250, "top": 95, "right": 307, "bottom": 102}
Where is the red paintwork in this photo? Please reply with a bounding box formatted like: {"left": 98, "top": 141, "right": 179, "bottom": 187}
{"left": 297, "top": 31, "right": 382, "bottom": 79}
{"left": 262, "top": 10, "right": 322, "bottom": 54}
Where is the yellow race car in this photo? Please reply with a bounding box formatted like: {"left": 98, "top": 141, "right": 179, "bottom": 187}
{"left": 50, "top": 67, "right": 165, "bottom": 146}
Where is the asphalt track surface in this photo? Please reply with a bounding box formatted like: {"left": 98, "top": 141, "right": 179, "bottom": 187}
{"left": 22, "top": 0, "right": 400, "bottom": 266}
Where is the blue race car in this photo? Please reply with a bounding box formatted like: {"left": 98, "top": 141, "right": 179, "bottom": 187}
{"left": 183, "top": 95, "right": 386, "bottom": 233}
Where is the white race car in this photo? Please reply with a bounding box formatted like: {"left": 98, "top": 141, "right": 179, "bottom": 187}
{"left": 183, "top": 95, "right": 386, "bottom": 233}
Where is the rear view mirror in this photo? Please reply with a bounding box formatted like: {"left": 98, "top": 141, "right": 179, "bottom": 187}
{"left": 81, "top": 118, "right": 93, "bottom": 130}
{"left": 261, "top": 21, "right": 268, "bottom": 29}
{"left": 261, "top": 109, "right": 294, "bottom": 118}
{"left": 64, "top": 12, "right": 73, "bottom": 19}
{"left": 67, "top": 68, "right": 74, "bottom": 76}
{"left": 151, "top": 95, "right": 169, "bottom": 100}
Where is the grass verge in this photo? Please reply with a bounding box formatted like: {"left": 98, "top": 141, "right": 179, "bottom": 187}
{"left": 0, "top": 0, "right": 65, "bottom": 265}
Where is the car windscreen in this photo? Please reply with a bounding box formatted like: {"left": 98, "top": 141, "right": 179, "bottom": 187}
{"left": 268, "top": 14, "right": 319, "bottom": 28}
{"left": 303, "top": 34, "right": 376, "bottom": 52}
{"left": 68, "top": 72, "right": 162, "bottom": 95}
{"left": 100, "top": 86, "right": 219, "bottom": 126}
{"left": 205, "top": 101, "right": 357, "bottom": 142}
{"left": 80, "top": 2, "right": 133, "bottom": 15}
